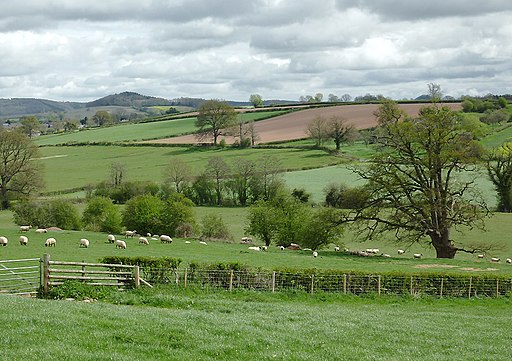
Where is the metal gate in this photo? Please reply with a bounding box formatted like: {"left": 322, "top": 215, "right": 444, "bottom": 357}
{"left": 0, "top": 258, "right": 41, "bottom": 296}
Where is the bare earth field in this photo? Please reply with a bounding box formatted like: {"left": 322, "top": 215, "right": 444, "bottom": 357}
{"left": 149, "top": 103, "right": 461, "bottom": 145}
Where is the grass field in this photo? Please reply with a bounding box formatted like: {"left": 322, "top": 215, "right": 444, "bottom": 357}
{"left": 34, "top": 110, "right": 286, "bottom": 146}
{"left": 1, "top": 290, "right": 511, "bottom": 361}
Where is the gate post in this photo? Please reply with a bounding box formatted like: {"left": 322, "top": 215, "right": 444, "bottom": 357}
{"left": 134, "top": 266, "right": 140, "bottom": 288}
{"left": 43, "top": 254, "right": 50, "bottom": 295}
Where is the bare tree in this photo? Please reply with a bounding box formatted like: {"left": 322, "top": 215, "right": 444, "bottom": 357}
{"left": 163, "top": 158, "right": 193, "bottom": 193}
{"left": 306, "top": 116, "right": 329, "bottom": 146}
{"left": 0, "top": 129, "right": 43, "bottom": 209}
{"left": 109, "top": 162, "right": 126, "bottom": 187}
{"left": 327, "top": 116, "right": 357, "bottom": 151}
{"left": 206, "top": 156, "right": 230, "bottom": 205}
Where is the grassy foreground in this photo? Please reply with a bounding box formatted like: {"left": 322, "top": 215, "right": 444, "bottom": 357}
{"left": 1, "top": 289, "right": 511, "bottom": 361}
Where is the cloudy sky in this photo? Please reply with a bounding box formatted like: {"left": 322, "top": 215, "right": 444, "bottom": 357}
{"left": 0, "top": 0, "right": 511, "bottom": 102}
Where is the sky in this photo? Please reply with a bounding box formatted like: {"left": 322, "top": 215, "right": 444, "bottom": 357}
{"left": 0, "top": 0, "right": 511, "bottom": 102}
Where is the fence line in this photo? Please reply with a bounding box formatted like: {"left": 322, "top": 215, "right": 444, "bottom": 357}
{"left": 0, "top": 258, "right": 41, "bottom": 296}
{"left": 137, "top": 268, "right": 512, "bottom": 298}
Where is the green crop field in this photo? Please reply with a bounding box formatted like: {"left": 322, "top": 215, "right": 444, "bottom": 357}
{"left": 34, "top": 110, "right": 286, "bottom": 146}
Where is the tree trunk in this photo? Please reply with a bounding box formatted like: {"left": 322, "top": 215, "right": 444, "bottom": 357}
{"left": 430, "top": 233, "right": 457, "bottom": 259}
{"left": 0, "top": 189, "right": 9, "bottom": 210}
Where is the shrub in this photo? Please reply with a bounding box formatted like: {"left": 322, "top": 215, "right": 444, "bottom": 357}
{"left": 200, "top": 214, "right": 233, "bottom": 241}
{"left": 82, "top": 196, "right": 122, "bottom": 233}
{"left": 42, "top": 280, "right": 113, "bottom": 300}
{"left": 13, "top": 199, "right": 81, "bottom": 230}
{"left": 122, "top": 194, "right": 165, "bottom": 235}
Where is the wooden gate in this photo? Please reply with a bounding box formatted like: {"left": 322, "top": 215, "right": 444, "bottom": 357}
{"left": 0, "top": 258, "right": 41, "bottom": 296}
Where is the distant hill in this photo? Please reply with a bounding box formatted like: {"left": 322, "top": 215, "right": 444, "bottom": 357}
{"left": 0, "top": 98, "right": 83, "bottom": 117}
{"left": 86, "top": 91, "right": 173, "bottom": 108}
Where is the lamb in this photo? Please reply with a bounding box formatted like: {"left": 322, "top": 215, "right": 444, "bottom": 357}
{"left": 79, "top": 238, "right": 90, "bottom": 248}
{"left": 115, "top": 240, "right": 127, "bottom": 249}
{"left": 45, "top": 238, "right": 56, "bottom": 247}
{"left": 35, "top": 228, "right": 47, "bottom": 234}
{"left": 19, "top": 236, "right": 28, "bottom": 246}
{"left": 146, "top": 232, "right": 152, "bottom": 237}
{"left": 490, "top": 257, "right": 500, "bottom": 263}
{"left": 138, "top": 237, "right": 149, "bottom": 245}
{"left": 107, "top": 234, "right": 116, "bottom": 243}
{"left": 124, "top": 230, "right": 136, "bottom": 238}
{"left": 312, "top": 251, "right": 318, "bottom": 258}
{"left": 413, "top": 253, "right": 423, "bottom": 259}
{"left": 397, "top": 249, "right": 405, "bottom": 255}
{"left": 248, "top": 246, "right": 261, "bottom": 251}
{"left": 160, "top": 235, "right": 173, "bottom": 244}
{"left": 0, "top": 236, "right": 8, "bottom": 246}
{"left": 19, "top": 225, "right": 31, "bottom": 232}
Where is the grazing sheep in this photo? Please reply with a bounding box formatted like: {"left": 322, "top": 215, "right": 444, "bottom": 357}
{"left": 0, "top": 236, "right": 8, "bottom": 246}
{"left": 491, "top": 257, "right": 500, "bottom": 263}
{"left": 240, "top": 236, "right": 253, "bottom": 244}
{"left": 334, "top": 246, "right": 340, "bottom": 252}
{"left": 366, "top": 248, "right": 380, "bottom": 254}
{"left": 303, "top": 248, "right": 312, "bottom": 251}
{"left": 45, "top": 238, "right": 56, "bottom": 247}
{"left": 19, "top": 225, "right": 31, "bottom": 232}
{"left": 107, "top": 234, "right": 116, "bottom": 243}
{"left": 248, "top": 246, "right": 261, "bottom": 251}
{"left": 79, "top": 238, "right": 89, "bottom": 248}
{"left": 287, "top": 243, "right": 301, "bottom": 251}
{"left": 146, "top": 232, "right": 152, "bottom": 237}
{"left": 199, "top": 241, "right": 207, "bottom": 245}
{"left": 138, "top": 237, "right": 149, "bottom": 245}
{"left": 19, "top": 236, "right": 28, "bottom": 246}
{"left": 312, "top": 251, "right": 318, "bottom": 258}
{"left": 261, "top": 246, "right": 268, "bottom": 252}
{"left": 413, "top": 253, "right": 423, "bottom": 259}
{"left": 506, "top": 258, "right": 512, "bottom": 264}
{"left": 160, "top": 235, "right": 173, "bottom": 244}
{"left": 397, "top": 249, "right": 405, "bottom": 255}
{"left": 381, "top": 253, "right": 391, "bottom": 258}
{"left": 35, "top": 228, "right": 47, "bottom": 234}
{"left": 124, "top": 230, "right": 136, "bottom": 238}
{"left": 115, "top": 240, "right": 127, "bottom": 249}
{"left": 477, "top": 254, "right": 485, "bottom": 259}
{"left": 185, "top": 241, "right": 191, "bottom": 244}
{"left": 280, "top": 246, "right": 285, "bottom": 251}
{"left": 357, "top": 251, "right": 370, "bottom": 257}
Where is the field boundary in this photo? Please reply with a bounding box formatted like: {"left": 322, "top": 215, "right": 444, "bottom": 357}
{"left": 0, "top": 258, "right": 41, "bottom": 296}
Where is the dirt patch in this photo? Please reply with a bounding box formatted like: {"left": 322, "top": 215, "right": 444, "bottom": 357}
{"left": 460, "top": 267, "right": 499, "bottom": 272}
{"left": 147, "top": 103, "right": 461, "bottom": 145}
{"left": 414, "top": 264, "right": 460, "bottom": 269}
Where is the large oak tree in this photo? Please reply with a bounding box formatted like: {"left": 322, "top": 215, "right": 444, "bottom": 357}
{"left": 195, "top": 99, "right": 237, "bottom": 145}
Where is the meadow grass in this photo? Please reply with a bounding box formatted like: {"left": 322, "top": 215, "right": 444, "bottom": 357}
{"left": 34, "top": 110, "right": 286, "bottom": 146}
{"left": 1, "top": 290, "right": 511, "bottom": 361}
{"left": 38, "top": 145, "right": 341, "bottom": 192}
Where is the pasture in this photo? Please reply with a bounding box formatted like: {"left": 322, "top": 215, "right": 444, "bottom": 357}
{"left": 1, "top": 290, "right": 511, "bottom": 361}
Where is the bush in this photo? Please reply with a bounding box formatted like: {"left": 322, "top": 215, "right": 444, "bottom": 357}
{"left": 200, "top": 214, "right": 233, "bottom": 241}
{"left": 82, "top": 196, "right": 122, "bottom": 233}
{"left": 122, "top": 194, "right": 165, "bottom": 236}
{"left": 100, "top": 256, "right": 183, "bottom": 284}
{"left": 13, "top": 199, "right": 81, "bottom": 230}
{"left": 42, "top": 280, "right": 113, "bottom": 300}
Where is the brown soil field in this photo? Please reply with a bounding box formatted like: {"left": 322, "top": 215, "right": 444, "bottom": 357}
{"left": 148, "top": 103, "right": 461, "bottom": 145}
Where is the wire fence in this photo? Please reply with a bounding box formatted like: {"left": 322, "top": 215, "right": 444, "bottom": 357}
{"left": 139, "top": 268, "right": 512, "bottom": 298}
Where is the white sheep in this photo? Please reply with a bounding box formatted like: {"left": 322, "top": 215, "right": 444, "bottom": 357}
{"left": 185, "top": 241, "right": 191, "bottom": 244}
{"left": 160, "top": 235, "right": 173, "bottom": 244}
{"left": 366, "top": 248, "right": 380, "bottom": 254}
{"left": 35, "top": 228, "right": 47, "bottom": 234}
{"left": 124, "top": 230, "right": 136, "bottom": 238}
{"left": 248, "top": 246, "right": 261, "bottom": 251}
{"left": 19, "top": 225, "right": 31, "bottom": 232}
{"left": 413, "top": 253, "right": 423, "bottom": 259}
{"left": 381, "top": 253, "right": 391, "bottom": 258}
{"left": 138, "top": 237, "right": 149, "bottom": 245}
{"left": 477, "top": 254, "right": 485, "bottom": 259}
{"left": 146, "top": 232, "right": 152, "bottom": 237}
{"left": 79, "top": 238, "right": 90, "bottom": 248}
{"left": 115, "top": 240, "right": 127, "bottom": 249}
{"left": 506, "top": 258, "right": 512, "bottom": 264}
{"left": 334, "top": 246, "right": 340, "bottom": 252}
{"left": 280, "top": 246, "right": 285, "bottom": 251}
{"left": 199, "top": 241, "right": 207, "bottom": 245}
{"left": 19, "top": 236, "right": 28, "bottom": 246}
{"left": 240, "top": 236, "right": 253, "bottom": 244}
{"left": 261, "top": 246, "right": 268, "bottom": 252}
{"left": 312, "top": 251, "right": 318, "bottom": 258}
{"left": 107, "top": 234, "right": 116, "bottom": 243}
{"left": 397, "top": 249, "right": 405, "bottom": 255}
{"left": 0, "top": 236, "right": 8, "bottom": 246}
{"left": 45, "top": 238, "right": 56, "bottom": 247}
{"left": 151, "top": 237, "right": 159, "bottom": 241}
{"left": 490, "top": 257, "right": 500, "bottom": 263}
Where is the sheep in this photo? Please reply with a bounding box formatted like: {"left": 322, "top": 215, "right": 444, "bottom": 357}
{"left": 79, "top": 238, "right": 89, "bottom": 248}
{"left": 124, "top": 230, "right": 136, "bottom": 238}
{"left": 160, "top": 235, "right": 173, "bottom": 244}
{"left": 35, "top": 228, "right": 47, "bottom": 234}
{"left": 506, "top": 258, "right": 512, "bottom": 264}
{"left": 397, "top": 249, "right": 405, "bottom": 255}
{"left": 334, "top": 246, "right": 340, "bottom": 252}
{"left": 107, "top": 234, "right": 116, "bottom": 243}
{"left": 366, "top": 248, "right": 380, "bottom": 254}
{"left": 19, "top": 225, "right": 31, "bottom": 232}
{"left": 151, "top": 237, "right": 159, "bottom": 241}
{"left": 280, "top": 246, "right": 285, "bottom": 251}
{"left": 146, "top": 232, "right": 152, "bottom": 237}
{"left": 19, "top": 236, "right": 28, "bottom": 246}
{"left": 45, "top": 238, "right": 56, "bottom": 247}
{"left": 413, "top": 253, "right": 423, "bottom": 259}
{"left": 477, "top": 254, "right": 485, "bottom": 259}
{"left": 240, "top": 236, "right": 253, "bottom": 244}
{"left": 490, "top": 257, "right": 500, "bottom": 263}
{"left": 303, "top": 248, "right": 312, "bottom": 251}
{"left": 0, "top": 236, "right": 8, "bottom": 246}
{"left": 138, "top": 237, "right": 149, "bottom": 245}
{"left": 199, "top": 241, "right": 207, "bottom": 245}
{"left": 312, "top": 251, "right": 318, "bottom": 258}
{"left": 261, "top": 246, "right": 268, "bottom": 252}
{"left": 248, "top": 246, "right": 261, "bottom": 251}
{"left": 115, "top": 240, "right": 127, "bottom": 249}
{"left": 185, "top": 241, "right": 191, "bottom": 244}
{"left": 381, "top": 253, "right": 391, "bottom": 258}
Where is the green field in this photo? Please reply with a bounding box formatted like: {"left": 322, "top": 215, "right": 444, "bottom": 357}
{"left": 1, "top": 291, "right": 511, "bottom": 361}
{"left": 34, "top": 110, "right": 286, "bottom": 145}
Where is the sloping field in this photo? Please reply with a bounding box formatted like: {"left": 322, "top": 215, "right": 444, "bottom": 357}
{"left": 150, "top": 103, "right": 462, "bottom": 145}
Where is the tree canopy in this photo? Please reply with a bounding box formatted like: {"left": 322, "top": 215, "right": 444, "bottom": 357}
{"left": 195, "top": 99, "right": 237, "bottom": 145}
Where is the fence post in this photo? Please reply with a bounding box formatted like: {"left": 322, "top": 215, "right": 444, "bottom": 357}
{"left": 310, "top": 274, "right": 314, "bottom": 294}
{"left": 184, "top": 268, "right": 188, "bottom": 289}
{"left": 81, "top": 261, "right": 86, "bottom": 280}
{"left": 229, "top": 270, "right": 233, "bottom": 292}
{"left": 496, "top": 279, "right": 499, "bottom": 298}
{"left": 134, "top": 266, "right": 140, "bottom": 288}
{"left": 43, "top": 253, "right": 50, "bottom": 295}
{"left": 378, "top": 275, "right": 381, "bottom": 296}
{"left": 410, "top": 276, "right": 414, "bottom": 296}
{"left": 343, "top": 274, "right": 347, "bottom": 294}
{"left": 440, "top": 277, "right": 444, "bottom": 298}
{"left": 272, "top": 271, "right": 276, "bottom": 293}
{"left": 468, "top": 277, "right": 472, "bottom": 299}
